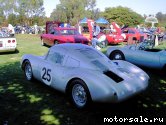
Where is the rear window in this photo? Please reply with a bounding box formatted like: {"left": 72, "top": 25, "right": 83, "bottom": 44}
{"left": 0, "top": 32, "right": 9, "bottom": 38}
{"left": 79, "top": 48, "right": 104, "bottom": 59}
{"left": 91, "top": 60, "right": 109, "bottom": 71}
{"left": 60, "top": 29, "right": 80, "bottom": 35}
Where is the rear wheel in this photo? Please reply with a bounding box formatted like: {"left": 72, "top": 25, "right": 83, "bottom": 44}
{"left": 110, "top": 50, "right": 125, "bottom": 60}
{"left": 68, "top": 79, "right": 91, "bottom": 109}
{"left": 162, "top": 64, "right": 166, "bottom": 73}
{"left": 54, "top": 40, "right": 59, "bottom": 45}
{"left": 23, "top": 60, "right": 34, "bottom": 81}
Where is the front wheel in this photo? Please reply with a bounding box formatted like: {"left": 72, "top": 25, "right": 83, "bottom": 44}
{"left": 23, "top": 60, "right": 34, "bottom": 81}
{"left": 68, "top": 79, "right": 91, "bottom": 109}
{"left": 41, "top": 39, "right": 45, "bottom": 46}
{"left": 110, "top": 50, "right": 125, "bottom": 60}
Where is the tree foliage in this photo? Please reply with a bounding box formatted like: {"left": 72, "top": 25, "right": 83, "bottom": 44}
{"left": 155, "top": 12, "right": 166, "bottom": 27}
{"left": 101, "top": 6, "right": 144, "bottom": 26}
{"left": 0, "top": 0, "right": 166, "bottom": 28}
{"left": 50, "top": 0, "right": 100, "bottom": 25}
{"left": 0, "top": 0, "right": 45, "bottom": 26}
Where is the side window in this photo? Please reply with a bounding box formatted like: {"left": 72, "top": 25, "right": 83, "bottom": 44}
{"left": 50, "top": 29, "right": 54, "bottom": 34}
{"left": 65, "top": 57, "right": 80, "bottom": 68}
{"left": 54, "top": 30, "right": 59, "bottom": 35}
{"left": 47, "top": 51, "right": 64, "bottom": 65}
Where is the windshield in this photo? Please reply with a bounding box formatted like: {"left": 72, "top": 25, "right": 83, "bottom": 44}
{"left": 0, "top": 32, "right": 9, "bottom": 38}
{"left": 60, "top": 29, "right": 80, "bottom": 35}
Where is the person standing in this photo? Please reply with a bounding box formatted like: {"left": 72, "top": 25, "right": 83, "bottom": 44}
{"left": 34, "top": 23, "right": 38, "bottom": 34}
{"left": 91, "top": 22, "right": 101, "bottom": 49}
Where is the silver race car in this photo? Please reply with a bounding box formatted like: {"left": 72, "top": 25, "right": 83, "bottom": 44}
{"left": 21, "top": 43, "right": 149, "bottom": 108}
{"left": 106, "top": 41, "right": 166, "bottom": 70}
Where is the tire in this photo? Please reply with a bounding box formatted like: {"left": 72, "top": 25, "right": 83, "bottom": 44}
{"left": 23, "top": 60, "right": 34, "bottom": 81}
{"left": 41, "top": 38, "right": 45, "bottom": 46}
{"left": 162, "top": 64, "right": 166, "bottom": 73}
{"left": 109, "top": 50, "right": 125, "bottom": 60}
{"left": 68, "top": 79, "right": 91, "bottom": 109}
{"left": 54, "top": 40, "right": 59, "bottom": 45}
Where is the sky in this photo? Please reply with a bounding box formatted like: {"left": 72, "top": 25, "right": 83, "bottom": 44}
{"left": 43, "top": 0, "right": 166, "bottom": 17}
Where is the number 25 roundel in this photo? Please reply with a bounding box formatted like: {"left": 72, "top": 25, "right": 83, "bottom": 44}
{"left": 41, "top": 67, "right": 52, "bottom": 85}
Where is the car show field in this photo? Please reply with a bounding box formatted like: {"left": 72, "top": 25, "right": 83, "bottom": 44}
{"left": 0, "top": 34, "right": 166, "bottom": 125}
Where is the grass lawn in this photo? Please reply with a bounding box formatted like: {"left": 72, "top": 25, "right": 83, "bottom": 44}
{"left": 0, "top": 34, "right": 166, "bottom": 125}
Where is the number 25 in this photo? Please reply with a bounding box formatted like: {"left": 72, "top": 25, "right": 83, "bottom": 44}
{"left": 42, "top": 67, "right": 51, "bottom": 82}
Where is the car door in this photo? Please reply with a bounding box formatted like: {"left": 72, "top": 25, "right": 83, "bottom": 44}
{"left": 39, "top": 49, "right": 67, "bottom": 91}
{"left": 126, "top": 49, "right": 160, "bottom": 68}
{"left": 128, "top": 29, "right": 137, "bottom": 39}
{"left": 42, "top": 33, "right": 52, "bottom": 46}
{"left": 49, "top": 29, "right": 60, "bottom": 45}
{"left": 122, "top": 29, "right": 129, "bottom": 41}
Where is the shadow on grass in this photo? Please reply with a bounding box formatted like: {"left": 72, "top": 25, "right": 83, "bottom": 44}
{"left": 0, "top": 49, "right": 19, "bottom": 55}
{"left": 0, "top": 62, "right": 166, "bottom": 125}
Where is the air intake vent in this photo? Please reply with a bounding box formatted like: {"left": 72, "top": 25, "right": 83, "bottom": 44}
{"left": 104, "top": 70, "right": 123, "bottom": 83}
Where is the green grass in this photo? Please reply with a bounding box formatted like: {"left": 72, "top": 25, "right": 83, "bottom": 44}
{"left": 0, "top": 35, "right": 166, "bottom": 125}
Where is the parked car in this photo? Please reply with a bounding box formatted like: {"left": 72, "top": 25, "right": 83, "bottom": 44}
{"left": 122, "top": 28, "right": 147, "bottom": 42}
{"left": 106, "top": 40, "right": 166, "bottom": 70}
{"left": 102, "top": 29, "right": 124, "bottom": 44}
{"left": 21, "top": 43, "right": 149, "bottom": 108}
{"left": 41, "top": 27, "right": 89, "bottom": 46}
{"left": 0, "top": 32, "right": 17, "bottom": 52}
{"left": 41, "top": 21, "right": 89, "bottom": 46}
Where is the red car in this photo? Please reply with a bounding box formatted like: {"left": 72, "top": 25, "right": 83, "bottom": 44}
{"left": 41, "top": 21, "right": 89, "bottom": 46}
{"left": 102, "top": 29, "right": 124, "bottom": 44}
{"left": 122, "top": 28, "right": 147, "bottom": 42}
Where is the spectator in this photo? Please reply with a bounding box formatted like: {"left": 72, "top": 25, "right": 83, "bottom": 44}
{"left": 91, "top": 22, "right": 101, "bottom": 49}
{"left": 34, "top": 23, "right": 38, "bottom": 34}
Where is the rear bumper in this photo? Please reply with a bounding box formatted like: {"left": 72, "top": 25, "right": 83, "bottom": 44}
{"left": 0, "top": 47, "right": 16, "bottom": 52}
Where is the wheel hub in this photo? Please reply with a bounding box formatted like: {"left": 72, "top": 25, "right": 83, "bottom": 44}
{"left": 72, "top": 84, "right": 87, "bottom": 107}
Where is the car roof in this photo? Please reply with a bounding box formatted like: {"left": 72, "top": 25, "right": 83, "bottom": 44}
{"left": 49, "top": 43, "right": 110, "bottom": 71}
{"left": 50, "top": 43, "right": 103, "bottom": 60}
{"left": 51, "top": 43, "right": 91, "bottom": 52}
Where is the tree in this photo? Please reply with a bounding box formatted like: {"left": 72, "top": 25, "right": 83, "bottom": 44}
{"left": 50, "top": 0, "right": 98, "bottom": 25}
{"left": 0, "top": 0, "right": 17, "bottom": 18}
{"left": 102, "top": 6, "right": 144, "bottom": 26}
{"left": 0, "top": 0, "right": 46, "bottom": 26}
{"left": 8, "top": 14, "right": 17, "bottom": 25}
{"left": 156, "top": 12, "right": 163, "bottom": 23}
{"left": 17, "top": 0, "right": 45, "bottom": 25}
{"left": 155, "top": 12, "right": 166, "bottom": 27}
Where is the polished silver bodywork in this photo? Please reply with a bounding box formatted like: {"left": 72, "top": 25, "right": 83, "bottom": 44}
{"left": 21, "top": 43, "right": 149, "bottom": 102}
{"left": 106, "top": 42, "right": 166, "bottom": 69}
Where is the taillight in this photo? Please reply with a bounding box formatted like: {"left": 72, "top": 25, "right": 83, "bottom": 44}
{"left": 12, "top": 40, "right": 15, "bottom": 43}
{"left": 8, "top": 40, "right": 11, "bottom": 43}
